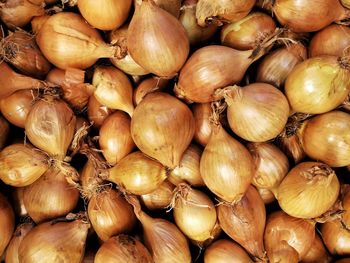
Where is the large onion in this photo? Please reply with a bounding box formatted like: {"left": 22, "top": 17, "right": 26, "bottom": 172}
{"left": 321, "top": 219, "right": 350, "bottom": 255}
{"left": 0, "top": 193, "right": 15, "bottom": 256}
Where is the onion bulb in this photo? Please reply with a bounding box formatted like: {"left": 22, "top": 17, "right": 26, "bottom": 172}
{"left": 92, "top": 66, "right": 134, "bottom": 116}
{"left": 152, "top": 0, "right": 182, "bottom": 17}
{"left": 12, "top": 187, "right": 28, "bottom": 217}
{"left": 300, "top": 111, "right": 350, "bottom": 167}
{"left": 277, "top": 133, "right": 305, "bottom": 164}
{"left": 131, "top": 92, "right": 195, "bottom": 169}
{"left": 264, "top": 211, "right": 316, "bottom": 261}
{"left": 301, "top": 234, "right": 332, "bottom": 263}
{"left": 23, "top": 167, "right": 80, "bottom": 223}
{"left": 218, "top": 186, "right": 266, "bottom": 260}
{"left": 128, "top": 0, "right": 189, "bottom": 77}
{"left": 257, "top": 187, "right": 276, "bottom": 205}
{"left": 133, "top": 77, "right": 168, "bottom": 105}
{"left": 204, "top": 239, "right": 253, "bottom": 263}
{"left": 19, "top": 215, "right": 90, "bottom": 263}
{"left": 192, "top": 103, "right": 213, "bottom": 146}
{"left": 321, "top": 219, "right": 350, "bottom": 255}
{"left": 0, "top": 143, "right": 49, "bottom": 187}
{"left": 141, "top": 180, "right": 175, "bottom": 210}
{"left": 25, "top": 97, "right": 76, "bottom": 159}
{"left": 342, "top": 189, "right": 350, "bottom": 228}
{"left": 0, "top": 193, "right": 15, "bottom": 256}
{"left": 88, "top": 188, "right": 136, "bottom": 241}
{"left": 94, "top": 234, "right": 152, "bottom": 263}
{"left": 248, "top": 142, "right": 289, "bottom": 190}
{"left": 77, "top": 0, "right": 132, "bottom": 30}
{"left": 108, "top": 151, "right": 167, "bottom": 195}
{"left": 87, "top": 95, "right": 114, "bottom": 129}
{"left": 285, "top": 56, "right": 350, "bottom": 114}
{"left": 128, "top": 195, "right": 192, "bottom": 263}
{"left": 0, "top": 115, "right": 9, "bottom": 150}
{"left": 31, "top": 15, "right": 50, "bottom": 34}
{"left": 36, "top": 12, "right": 119, "bottom": 69}
{"left": 99, "top": 111, "right": 135, "bottom": 166}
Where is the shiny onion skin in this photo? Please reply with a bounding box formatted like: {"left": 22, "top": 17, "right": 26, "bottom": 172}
{"left": 128, "top": 0, "right": 189, "bottom": 77}
{"left": 31, "top": 15, "right": 50, "bottom": 35}
{"left": 0, "top": 193, "right": 15, "bottom": 256}
{"left": 321, "top": 219, "right": 350, "bottom": 255}
{"left": 131, "top": 92, "right": 195, "bottom": 169}
{"left": 285, "top": 56, "right": 350, "bottom": 114}
{"left": 0, "top": 115, "right": 9, "bottom": 150}
{"left": 140, "top": 180, "right": 175, "bottom": 210}
{"left": 192, "top": 103, "right": 213, "bottom": 146}
{"left": 12, "top": 187, "right": 28, "bottom": 217}
{"left": 300, "top": 111, "right": 350, "bottom": 167}
{"left": 301, "top": 234, "right": 332, "bottom": 263}
{"left": 87, "top": 95, "right": 114, "bottom": 129}
{"left": 257, "top": 187, "right": 276, "bottom": 205}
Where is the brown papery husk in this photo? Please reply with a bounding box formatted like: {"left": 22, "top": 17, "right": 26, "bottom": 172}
{"left": 36, "top": 12, "right": 119, "bottom": 70}
{"left": 87, "top": 95, "right": 114, "bottom": 129}
{"left": 0, "top": 0, "right": 45, "bottom": 29}
{"left": 126, "top": 195, "right": 192, "bottom": 263}
{"left": 1, "top": 31, "right": 51, "bottom": 78}
{"left": 133, "top": 77, "right": 168, "bottom": 105}
{"left": 256, "top": 42, "right": 307, "bottom": 89}
{"left": 264, "top": 211, "right": 316, "bottom": 261}
{"left": 18, "top": 214, "right": 90, "bottom": 263}
{"left": 0, "top": 143, "right": 49, "bottom": 187}
{"left": 94, "top": 234, "right": 153, "bottom": 263}
{"left": 0, "top": 115, "right": 9, "bottom": 150}
{"left": 321, "top": 219, "right": 350, "bottom": 255}
{"left": 0, "top": 193, "right": 15, "bottom": 256}
{"left": 218, "top": 185, "right": 267, "bottom": 261}
{"left": 195, "top": 0, "right": 255, "bottom": 27}
{"left": 140, "top": 179, "right": 175, "bottom": 210}
{"left": 131, "top": 92, "right": 195, "bottom": 169}
{"left": 31, "top": 15, "right": 50, "bottom": 34}
{"left": 192, "top": 102, "right": 212, "bottom": 146}
{"left": 301, "top": 234, "right": 332, "bottom": 263}
{"left": 5, "top": 222, "right": 34, "bottom": 263}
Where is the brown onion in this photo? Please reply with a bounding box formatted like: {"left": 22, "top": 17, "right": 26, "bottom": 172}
{"left": 12, "top": 187, "right": 28, "bottom": 217}
{"left": 131, "top": 92, "right": 195, "bottom": 169}
{"left": 0, "top": 193, "right": 15, "bottom": 256}
{"left": 0, "top": 143, "right": 49, "bottom": 187}
{"left": 256, "top": 43, "right": 307, "bottom": 89}
{"left": 192, "top": 103, "right": 212, "bottom": 146}
{"left": 31, "top": 15, "right": 50, "bottom": 34}
{"left": 36, "top": 12, "right": 119, "bottom": 69}
{"left": 301, "top": 234, "right": 332, "bottom": 263}
{"left": 204, "top": 239, "right": 253, "bottom": 263}
{"left": 309, "top": 24, "right": 350, "bottom": 57}
{"left": 285, "top": 56, "right": 350, "bottom": 114}
{"left": 153, "top": 0, "right": 182, "bottom": 17}
{"left": 321, "top": 219, "right": 350, "bottom": 255}
{"left": 300, "top": 111, "right": 350, "bottom": 167}
{"left": 335, "top": 259, "right": 350, "bottom": 263}
{"left": 23, "top": 167, "right": 80, "bottom": 223}
{"left": 94, "top": 235, "right": 152, "bottom": 263}
{"left": 128, "top": 0, "right": 189, "bottom": 77}
{"left": 87, "top": 95, "right": 114, "bottom": 129}
{"left": 343, "top": 189, "right": 350, "bottom": 228}
{"left": 88, "top": 188, "right": 136, "bottom": 241}
{"left": 264, "top": 211, "right": 316, "bottom": 261}
{"left": 108, "top": 151, "right": 167, "bottom": 195}
{"left": 99, "top": 111, "right": 135, "bottom": 166}
{"left": 257, "top": 187, "right": 276, "bottom": 205}
{"left": 0, "top": 115, "right": 9, "bottom": 150}
{"left": 141, "top": 180, "right": 175, "bottom": 210}
{"left": 133, "top": 77, "right": 168, "bottom": 105}
{"left": 218, "top": 186, "right": 266, "bottom": 260}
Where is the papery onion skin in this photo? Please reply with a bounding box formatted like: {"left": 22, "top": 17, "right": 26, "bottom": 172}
{"left": 301, "top": 111, "right": 350, "bottom": 167}
{"left": 94, "top": 234, "right": 153, "bottom": 263}
{"left": 321, "top": 219, "right": 350, "bottom": 255}
{"left": 277, "top": 132, "right": 306, "bottom": 164}
{"left": 257, "top": 187, "right": 276, "bottom": 205}
{"left": 0, "top": 193, "right": 15, "bottom": 256}
{"left": 285, "top": 56, "right": 350, "bottom": 114}
{"left": 192, "top": 103, "right": 212, "bottom": 146}
{"left": 141, "top": 180, "right": 175, "bottom": 210}
{"left": 204, "top": 239, "right": 253, "bottom": 263}
{"left": 0, "top": 115, "right": 9, "bottom": 150}
{"left": 133, "top": 77, "right": 168, "bottom": 106}
{"left": 131, "top": 92, "right": 195, "bottom": 169}
{"left": 301, "top": 234, "right": 332, "bottom": 263}
{"left": 87, "top": 95, "right": 114, "bottom": 129}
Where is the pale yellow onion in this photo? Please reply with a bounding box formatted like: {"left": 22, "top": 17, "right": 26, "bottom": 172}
{"left": 0, "top": 143, "right": 49, "bottom": 187}
{"left": 0, "top": 115, "right": 9, "bottom": 150}
{"left": 92, "top": 66, "right": 134, "bottom": 117}
{"left": 321, "top": 219, "right": 350, "bottom": 255}
{"left": 301, "top": 234, "right": 332, "bottom": 263}
{"left": 141, "top": 180, "right": 175, "bottom": 210}
{"left": 133, "top": 77, "right": 168, "bottom": 106}
{"left": 192, "top": 103, "right": 212, "bottom": 146}
{"left": 257, "top": 187, "right": 276, "bottom": 205}
{"left": 131, "top": 92, "right": 195, "bottom": 169}
{"left": 87, "top": 95, "right": 114, "bottom": 129}
{"left": 0, "top": 193, "right": 15, "bottom": 256}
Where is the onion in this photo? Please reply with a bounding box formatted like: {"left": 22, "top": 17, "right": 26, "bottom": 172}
{"left": 285, "top": 56, "right": 350, "bottom": 114}
{"left": 87, "top": 95, "right": 114, "bottom": 129}
{"left": 31, "top": 15, "right": 50, "bottom": 34}
{"left": 247, "top": 142, "right": 289, "bottom": 190}
{"left": 192, "top": 103, "right": 212, "bottom": 146}
{"left": 221, "top": 12, "right": 276, "bottom": 50}
{"left": 224, "top": 83, "right": 290, "bottom": 142}
{"left": 19, "top": 215, "right": 90, "bottom": 263}
{"left": 342, "top": 0, "right": 350, "bottom": 8}
{"left": 0, "top": 143, "right": 49, "bottom": 187}
{"left": 264, "top": 211, "right": 316, "bottom": 261}
{"left": 179, "top": 0, "right": 217, "bottom": 46}
{"left": 36, "top": 12, "right": 119, "bottom": 69}
{"left": 152, "top": 0, "right": 182, "bottom": 17}
{"left": 196, "top": 0, "right": 255, "bottom": 27}
{"left": 277, "top": 132, "right": 306, "bottom": 165}
{"left": 128, "top": 195, "right": 192, "bottom": 263}
{"left": 204, "top": 239, "right": 253, "bottom": 263}
{"left": 301, "top": 234, "right": 332, "bottom": 263}
{"left": 0, "top": 193, "right": 15, "bottom": 256}
{"left": 108, "top": 151, "right": 167, "bottom": 195}
{"left": 99, "top": 111, "right": 135, "bottom": 166}
{"left": 300, "top": 111, "right": 350, "bottom": 167}
{"left": 88, "top": 188, "right": 136, "bottom": 241}
{"left": 256, "top": 43, "right": 307, "bottom": 89}
{"left": 343, "top": 189, "right": 350, "bottom": 228}
{"left": 12, "top": 187, "right": 28, "bottom": 217}
{"left": 23, "top": 167, "right": 80, "bottom": 223}
{"left": 94, "top": 234, "right": 152, "bottom": 263}
{"left": 309, "top": 24, "right": 350, "bottom": 57}
{"left": 172, "top": 184, "right": 217, "bottom": 243}
{"left": 92, "top": 66, "right": 134, "bottom": 117}
{"left": 335, "top": 259, "right": 350, "bottom": 263}
{"left": 1, "top": 90, "right": 36, "bottom": 128}
{"left": 77, "top": 0, "right": 131, "bottom": 30}
{"left": 218, "top": 185, "right": 266, "bottom": 260}
{"left": 271, "top": 0, "right": 350, "bottom": 32}
{"left": 257, "top": 187, "right": 276, "bottom": 205}
{"left": 321, "top": 219, "right": 350, "bottom": 255}
{"left": 168, "top": 144, "right": 204, "bottom": 187}
{"left": 25, "top": 97, "right": 76, "bottom": 159}
{"left": 131, "top": 92, "right": 195, "bottom": 169}
{"left": 1, "top": 31, "right": 51, "bottom": 78}
{"left": 140, "top": 180, "right": 175, "bottom": 210}
{"left": 5, "top": 223, "right": 34, "bottom": 263}
{"left": 128, "top": 0, "right": 189, "bottom": 77}
{"left": 0, "top": 0, "right": 45, "bottom": 28}
{"left": 0, "top": 115, "right": 9, "bottom": 150}
{"left": 133, "top": 77, "right": 168, "bottom": 105}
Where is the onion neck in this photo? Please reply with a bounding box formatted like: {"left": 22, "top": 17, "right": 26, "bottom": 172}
{"left": 98, "top": 44, "right": 123, "bottom": 59}
{"left": 300, "top": 164, "right": 334, "bottom": 185}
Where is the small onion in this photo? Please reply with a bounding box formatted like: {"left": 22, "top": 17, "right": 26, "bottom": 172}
{"left": 87, "top": 95, "right": 114, "bottom": 129}
{"left": 94, "top": 235, "right": 152, "bottom": 263}
{"left": 192, "top": 103, "right": 212, "bottom": 146}
{"left": 0, "top": 193, "right": 15, "bottom": 256}
{"left": 218, "top": 186, "right": 266, "bottom": 260}
{"left": 257, "top": 187, "right": 276, "bottom": 205}
{"left": 12, "top": 187, "right": 28, "bottom": 217}
{"left": 133, "top": 77, "right": 168, "bottom": 106}
{"left": 0, "top": 115, "right": 10, "bottom": 150}
{"left": 140, "top": 180, "right": 175, "bottom": 210}
{"left": 301, "top": 234, "right": 332, "bottom": 263}
{"left": 321, "top": 219, "right": 350, "bottom": 255}
{"left": 153, "top": 0, "right": 182, "bottom": 17}
{"left": 31, "top": 15, "right": 50, "bottom": 34}
{"left": 277, "top": 132, "right": 305, "bottom": 164}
